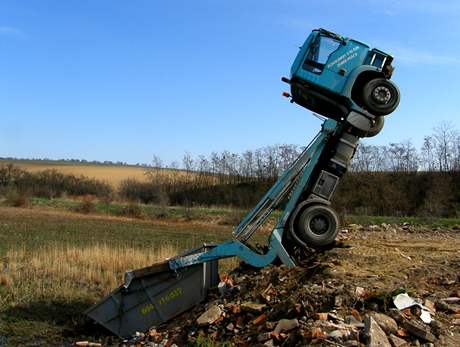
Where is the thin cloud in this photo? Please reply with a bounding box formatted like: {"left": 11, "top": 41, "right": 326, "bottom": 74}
{"left": 0, "top": 26, "right": 24, "bottom": 37}
{"left": 387, "top": 46, "right": 460, "bottom": 65}
{"left": 368, "top": 0, "right": 460, "bottom": 16}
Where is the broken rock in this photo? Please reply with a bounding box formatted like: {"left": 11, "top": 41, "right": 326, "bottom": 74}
{"left": 257, "top": 332, "right": 272, "bottom": 343}
{"left": 241, "top": 301, "right": 266, "bottom": 314}
{"left": 400, "top": 318, "right": 435, "bottom": 343}
{"left": 389, "top": 334, "right": 409, "bottom": 347}
{"left": 196, "top": 305, "right": 222, "bottom": 326}
{"left": 370, "top": 312, "right": 398, "bottom": 335}
{"left": 273, "top": 318, "right": 299, "bottom": 334}
{"left": 364, "top": 315, "right": 392, "bottom": 347}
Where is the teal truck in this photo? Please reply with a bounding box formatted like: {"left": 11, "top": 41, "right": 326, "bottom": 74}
{"left": 86, "top": 28, "right": 400, "bottom": 337}
{"left": 283, "top": 28, "right": 400, "bottom": 120}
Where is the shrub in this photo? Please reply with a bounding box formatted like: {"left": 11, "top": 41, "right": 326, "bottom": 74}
{"left": 118, "top": 178, "right": 168, "bottom": 204}
{"left": 73, "top": 196, "right": 96, "bottom": 214}
{"left": 3, "top": 187, "right": 28, "bottom": 208}
{"left": 151, "top": 206, "right": 169, "bottom": 219}
{"left": 0, "top": 164, "right": 113, "bottom": 199}
{"left": 218, "top": 210, "right": 246, "bottom": 226}
{"left": 118, "top": 203, "right": 143, "bottom": 218}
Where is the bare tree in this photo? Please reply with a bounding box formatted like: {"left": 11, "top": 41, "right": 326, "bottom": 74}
{"left": 351, "top": 144, "right": 374, "bottom": 172}
{"left": 421, "top": 136, "right": 436, "bottom": 171}
{"left": 433, "top": 121, "right": 458, "bottom": 171}
{"left": 182, "top": 152, "right": 194, "bottom": 171}
{"left": 152, "top": 154, "right": 163, "bottom": 169}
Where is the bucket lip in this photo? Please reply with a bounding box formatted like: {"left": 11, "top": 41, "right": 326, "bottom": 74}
{"left": 170, "top": 243, "right": 218, "bottom": 260}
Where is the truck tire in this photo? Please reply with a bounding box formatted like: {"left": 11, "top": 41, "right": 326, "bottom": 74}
{"left": 295, "top": 204, "right": 339, "bottom": 248}
{"left": 362, "top": 78, "right": 400, "bottom": 116}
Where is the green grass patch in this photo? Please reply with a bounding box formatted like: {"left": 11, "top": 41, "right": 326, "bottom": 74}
{"left": 0, "top": 207, "right": 246, "bottom": 345}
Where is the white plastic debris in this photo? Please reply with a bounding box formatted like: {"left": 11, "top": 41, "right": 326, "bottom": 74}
{"left": 393, "top": 293, "right": 432, "bottom": 324}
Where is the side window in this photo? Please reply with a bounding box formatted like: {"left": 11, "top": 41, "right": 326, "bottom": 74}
{"left": 372, "top": 54, "right": 384, "bottom": 68}
{"left": 302, "top": 35, "right": 341, "bottom": 74}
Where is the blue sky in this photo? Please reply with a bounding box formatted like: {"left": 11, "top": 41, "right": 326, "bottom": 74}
{"left": 1, "top": 0, "right": 459, "bottom": 164}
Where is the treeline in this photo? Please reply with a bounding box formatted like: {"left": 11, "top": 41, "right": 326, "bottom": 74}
{"left": 152, "top": 121, "right": 460, "bottom": 176}
{"left": 0, "top": 164, "right": 112, "bottom": 199}
{"left": 1, "top": 121, "right": 459, "bottom": 218}
{"left": 128, "top": 121, "right": 459, "bottom": 217}
{"left": 0, "top": 157, "right": 153, "bottom": 168}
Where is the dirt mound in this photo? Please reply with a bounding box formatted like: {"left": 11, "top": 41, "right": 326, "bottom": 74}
{"left": 102, "top": 224, "right": 460, "bottom": 346}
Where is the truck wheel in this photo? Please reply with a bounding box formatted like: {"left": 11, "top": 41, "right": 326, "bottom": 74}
{"left": 295, "top": 205, "right": 339, "bottom": 248}
{"left": 362, "top": 78, "right": 400, "bottom": 116}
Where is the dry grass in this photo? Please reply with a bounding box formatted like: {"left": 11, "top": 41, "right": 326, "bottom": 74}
{"left": 0, "top": 160, "right": 197, "bottom": 187}
{"left": 0, "top": 243, "right": 178, "bottom": 307}
{"left": 1, "top": 160, "right": 216, "bottom": 189}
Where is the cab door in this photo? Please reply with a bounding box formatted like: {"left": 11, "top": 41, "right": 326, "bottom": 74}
{"left": 296, "top": 34, "right": 344, "bottom": 93}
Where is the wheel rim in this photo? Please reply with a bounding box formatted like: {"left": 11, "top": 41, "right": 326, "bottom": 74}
{"left": 372, "top": 85, "right": 392, "bottom": 104}
{"left": 309, "top": 215, "right": 329, "bottom": 235}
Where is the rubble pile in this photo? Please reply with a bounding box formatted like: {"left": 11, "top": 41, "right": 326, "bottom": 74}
{"left": 120, "top": 259, "right": 459, "bottom": 346}
{"left": 80, "top": 223, "right": 460, "bottom": 346}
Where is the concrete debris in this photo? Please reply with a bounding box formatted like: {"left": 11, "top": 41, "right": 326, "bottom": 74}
{"left": 84, "top": 223, "right": 460, "bottom": 346}
{"left": 388, "top": 333, "right": 409, "bottom": 347}
{"left": 370, "top": 312, "right": 398, "bottom": 335}
{"left": 393, "top": 293, "right": 432, "bottom": 324}
{"left": 400, "top": 318, "right": 436, "bottom": 342}
{"left": 365, "top": 315, "right": 392, "bottom": 347}
{"left": 273, "top": 318, "right": 299, "bottom": 334}
{"left": 441, "top": 297, "right": 460, "bottom": 304}
{"left": 241, "top": 301, "right": 266, "bottom": 313}
{"left": 196, "top": 304, "right": 222, "bottom": 326}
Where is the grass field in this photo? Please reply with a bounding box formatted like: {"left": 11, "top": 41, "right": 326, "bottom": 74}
{"left": 0, "top": 206, "right": 244, "bottom": 346}
{"left": 1, "top": 200, "right": 459, "bottom": 346}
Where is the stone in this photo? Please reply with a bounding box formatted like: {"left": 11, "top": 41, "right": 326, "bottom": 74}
{"left": 241, "top": 301, "right": 266, "bottom": 314}
{"left": 196, "top": 305, "right": 222, "bottom": 326}
{"left": 218, "top": 281, "right": 233, "bottom": 297}
{"left": 371, "top": 312, "right": 398, "bottom": 335}
{"left": 441, "top": 297, "right": 460, "bottom": 304}
{"left": 226, "top": 323, "right": 234, "bottom": 331}
{"left": 257, "top": 333, "right": 272, "bottom": 342}
{"left": 355, "top": 286, "right": 366, "bottom": 298}
{"left": 327, "top": 330, "right": 344, "bottom": 340}
{"left": 315, "top": 312, "right": 329, "bottom": 320}
{"left": 334, "top": 296, "right": 344, "bottom": 307}
{"left": 388, "top": 308, "right": 405, "bottom": 322}
{"left": 264, "top": 340, "right": 274, "bottom": 347}
{"left": 257, "top": 332, "right": 271, "bottom": 342}
{"left": 364, "top": 315, "right": 392, "bottom": 347}
{"left": 423, "top": 299, "right": 436, "bottom": 313}
{"left": 400, "top": 319, "right": 435, "bottom": 343}
{"left": 273, "top": 318, "right": 299, "bottom": 334}
{"left": 344, "top": 341, "right": 359, "bottom": 347}
{"left": 389, "top": 334, "right": 409, "bottom": 347}
{"left": 345, "top": 315, "right": 365, "bottom": 328}
{"left": 252, "top": 314, "right": 266, "bottom": 326}
{"left": 435, "top": 300, "right": 455, "bottom": 313}
{"left": 429, "top": 320, "right": 442, "bottom": 337}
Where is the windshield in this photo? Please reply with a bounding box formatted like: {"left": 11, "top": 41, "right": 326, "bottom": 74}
{"left": 303, "top": 34, "right": 341, "bottom": 74}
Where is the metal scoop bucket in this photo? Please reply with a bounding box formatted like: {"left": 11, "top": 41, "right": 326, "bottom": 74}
{"left": 85, "top": 245, "right": 219, "bottom": 337}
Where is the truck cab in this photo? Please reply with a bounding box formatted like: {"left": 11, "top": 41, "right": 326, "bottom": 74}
{"left": 284, "top": 28, "right": 400, "bottom": 120}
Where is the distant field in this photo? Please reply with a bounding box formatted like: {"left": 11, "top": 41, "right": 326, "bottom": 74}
{"left": 0, "top": 159, "right": 194, "bottom": 187}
